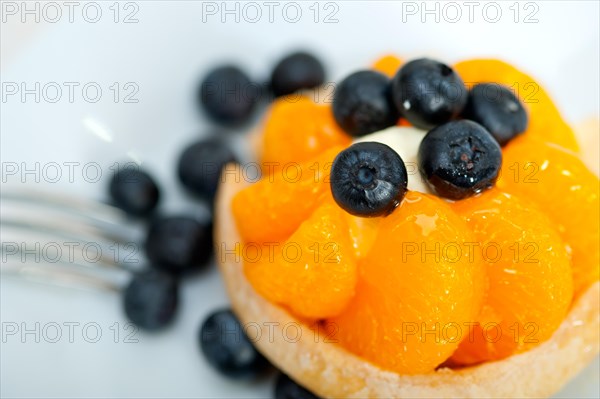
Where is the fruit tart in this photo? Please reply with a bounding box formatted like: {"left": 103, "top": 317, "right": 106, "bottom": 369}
{"left": 215, "top": 56, "right": 599, "bottom": 398}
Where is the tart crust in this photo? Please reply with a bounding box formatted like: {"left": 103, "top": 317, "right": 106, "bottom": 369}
{"left": 215, "top": 122, "right": 600, "bottom": 398}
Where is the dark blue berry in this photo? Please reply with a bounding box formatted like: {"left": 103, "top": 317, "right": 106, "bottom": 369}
{"left": 330, "top": 142, "right": 408, "bottom": 217}
{"left": 270, "top": 52, "right": 325, "bottom": 97}
{"left": 418, "top": 120, "right": 502, "bottom": 200}
{"left": 199, "top": 309, "right": 271, "bottom": 379}
{"left": 392, "top": 58, "right": 467, "bottom": 129}
{"left": 332, "top": 70, "right": 399, "bottom": 137}
{"left": 123, "top": 270, "right": 178, "bottom": 331}
{"left": 145, "top": 215, "right": 213, "bottom": 275}
{"left": 462, "top": 83, "right": 528, "bottom": 146}
{"left": 177, "top": 138, "right": 237, "bottom": 202}
{"left": 275, "top": 373, "right": 321, "bottom": 399}
{"left": 199, "top": 66, "right": 259, "bottom": 126}
{"left": 109, "top": 166, "right": 159, "bottom": 217}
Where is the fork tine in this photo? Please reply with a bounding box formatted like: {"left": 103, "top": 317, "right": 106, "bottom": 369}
{"left": 1, "top": 188, "right": 144, "bottom": 240}
{"left": 1, "top": 215, "right": 139, "bottom": 248}
{"left": 1, "top": 226, "right": 143, "bottom": 271}
{"left": 1, "top": 188, "right": 127, "bottom": 222}
{"left": 2, "top": 262, "right": 123, "bottom": 293}
{"left": 1, "top": 199, "right": 143, "bottom": 244}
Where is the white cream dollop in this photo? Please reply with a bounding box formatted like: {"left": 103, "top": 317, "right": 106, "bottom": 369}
{"left": 352, "top": 126, "right": 431, "bottom": 193}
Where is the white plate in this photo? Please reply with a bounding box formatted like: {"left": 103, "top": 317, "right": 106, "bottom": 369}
{"left": 1, "top": 1, "right": 598, "bottom": 397}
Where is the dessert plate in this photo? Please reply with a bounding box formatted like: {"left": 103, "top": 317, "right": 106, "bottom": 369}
{"left": 1, "top": 1, "right": 598, "bottom": 397}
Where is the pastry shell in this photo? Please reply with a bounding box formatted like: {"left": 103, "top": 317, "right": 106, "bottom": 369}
{"left": 214, "top": 121, "right": 599, "bottom": 398}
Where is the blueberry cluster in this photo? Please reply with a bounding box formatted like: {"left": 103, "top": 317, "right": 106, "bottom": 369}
{"left": 108, "top": 50, "right": 326, "bottom": 398}
{"left": 199, "top": 51, "right": 326, "bottom": 127}
{"left": 330, "top": 58, "right": 528, "bottom": 213}
{"left": 108, "top": 165, "right": 214, "bottom": 332}
{"left": 110, "top": 50, "right": 328, "bottom": 332}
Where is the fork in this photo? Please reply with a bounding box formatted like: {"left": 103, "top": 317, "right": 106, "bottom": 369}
{"left": 1, "top": 188, "right": 147, "bottom": 292}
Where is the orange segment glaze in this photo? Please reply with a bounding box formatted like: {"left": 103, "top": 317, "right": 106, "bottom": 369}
{"left": 454, "top": 59, "right": 579, "bottom": 152}
{"left": 345, "top": 215, "right": 381, "bottom": 259}
{"left": 232, "top": 146, "right": 344, "bottom": 244}
{"left": 498, "top": 136, "right": 600, "bottom": 296}
{"left": 449, "top": 189, "right": 574, "bottom": 365}
{"left": 330, "top": 191, "right": 485, "bottom": 374}
{"left": 260, "top": 96, "right": 351, "bottom": 171}
{"left": 320, "top": 191, "right": 382, "bottom": 259}
{"left": 244, "top": 203, "right": 357, "bottom": 319}
{"left": 372, "top": 54, "right": 403, "bottom": 77}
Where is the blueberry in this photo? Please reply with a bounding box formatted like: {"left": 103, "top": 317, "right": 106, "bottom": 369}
{"left": 109, "top": 166, "right": 160, "bottom": 217}
{"left": 275, "top": 373, "right": 321, "bottom": 399}
{"left": 177, "top": 138, "right": 237, "bottom": 202}
{"left": 145, "top": 215, "right": 213, "bottom": 274}
{"left": 199, "top": 66, "right": 259, "bottom": 126}
{"left": 462, "top": 83, "right": 528, "bottom": 146}
{"left": 270, "top": 52, "right": 325, "bottom": 97}
{"left": 418, "top": 120, "right": 502, "bottom": 200}
{"left": 392, "top": 58, "right": 467, "bottom": 129}
{"left": 332, "top": 70, "right": 399, "bottom": 137}
{"left": 330, "top": 142, "right": 408, "bottom": 217}
{"left": 199, "top": 309, "right": 271, "bottom": 379}
{"left": 123, "top": 270, "right": 178, "bottom": 331}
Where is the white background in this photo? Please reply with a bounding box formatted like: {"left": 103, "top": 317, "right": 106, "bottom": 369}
{"left": 1, "top": 1, "right": 599, "bottom": 397}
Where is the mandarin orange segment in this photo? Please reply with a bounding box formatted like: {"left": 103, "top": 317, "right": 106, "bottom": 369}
{"left": 244, "top": 203, "right": 357, "bottom": 319}
{"left": 321, "top": 189, "right": 382, "bottom": 259}
{"left": 260, "top": 96, "right": 351, "bottom": 170}
{"left": 372, "top": 54, "right": 403, "bottom": 77}
{"left": 330, "top": 191, "right": 485, "bottom": 374}
{"left": 397, "top": 118, "right": 412, "bottom": 127}
{"left": 498, "top": 136, "right": 600, "bottom": 296}
{"left": 232, "top": 146, "right": 343, "bottom": 244}
{"left": 449, "top": 189, "right": 574, "bottom": 365}
{"left": 345, "top": 215, "right": 381, "bottom": 259}
{"left": 454, "top": 59, "right": 579, "bottom": 152}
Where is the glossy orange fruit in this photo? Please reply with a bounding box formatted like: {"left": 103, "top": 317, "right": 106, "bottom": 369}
{"left": 319, "top": 190, "right": 382, "bottom": 259}
{"left": 450, "top": 188, "right": 574, "bottom": 365}
{"left": 497, "top": 135, "right": 599, "bottom": 296}
{"left": 454, "top": 59, "right": 579, "bottom": 152}
{"left": 330, "top": 191, "right": 485, "bottom": 374}
{"left": 345, "top": 215, "right": 381, "bottom": 259}
{"left": 232, "top": 146, "right": 343, "bottom": 244}
{"left": 243, "top": 203, "right": 357, "bottom": 319}
{"left": 372, "top": 54, "right": 403, "bottom": 77}
{"left": 260, "top": 96, "right": 350, "bottom": 171}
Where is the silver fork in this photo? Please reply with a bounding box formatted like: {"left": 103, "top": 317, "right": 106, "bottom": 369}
{"left": 1, "top": 188, "right": 147, "bottom": 292}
